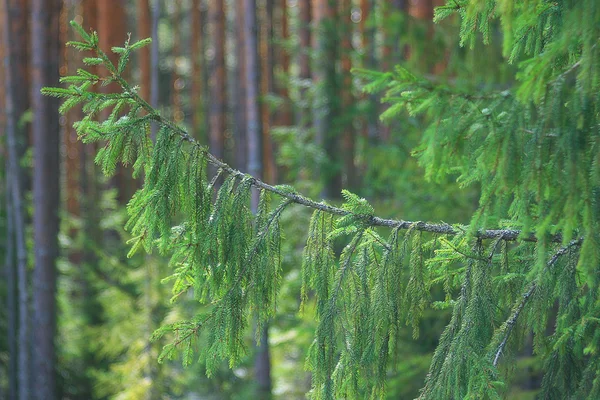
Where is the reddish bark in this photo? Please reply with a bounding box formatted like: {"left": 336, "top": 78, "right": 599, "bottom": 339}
{"left": 137, "top": 0, "right": 151, "bottom": 102}
{"left": 340, "top": 0, "right": 357, "bottom": 189}
{"left": 260, "top": 0, "right": 276, "bottom": 183}
{"left": 208, "top": 0, "right": 226, "bottom": 161}
{"left": 191, "top": 0, "right": 206, "bottom": 140}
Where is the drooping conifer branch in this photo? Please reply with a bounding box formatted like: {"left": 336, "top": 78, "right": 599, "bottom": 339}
{"left": 76, "top": 35, "right": 561, "bottom": 245}
{"left": 492, "top": 237, "right": 583, "bottom": 367}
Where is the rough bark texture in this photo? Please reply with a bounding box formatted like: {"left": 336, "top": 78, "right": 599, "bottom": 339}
{"left": 208, "top": 0, "right": 226, "bottom": 161}
{"left": 31, "top": 0, "right": 62, "bottom": 398}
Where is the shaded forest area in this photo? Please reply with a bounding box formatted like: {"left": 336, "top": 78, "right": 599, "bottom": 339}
{"left": 2, "top": 0, "right": 599, "bottom": 399}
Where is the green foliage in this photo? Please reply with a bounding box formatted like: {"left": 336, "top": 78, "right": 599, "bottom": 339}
{"left": 46, "top": 7, "right": 600, "bottom": 397}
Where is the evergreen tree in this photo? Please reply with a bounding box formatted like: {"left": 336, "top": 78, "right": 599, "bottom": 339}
{"left": 44, "top": 0, "right": 600, "bottom": 395}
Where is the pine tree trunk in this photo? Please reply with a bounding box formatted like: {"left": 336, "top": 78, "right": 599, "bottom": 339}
{"left": 360, "top": 0, "right": 378, "bottom": 142}
{"left": 191, "top": 0, "right": 206, "bottom": 141}
{"left": 3, "top": 1, "right": 31, "bottom": 398}
{"left": 233, "top": 0, "right": 247, "bottom": 170}
{"left": 244, "top": 0, "right": 262, "bottom": 183}
{"left": 298, "top": 0, "right": 311, "bottom": 126}
{"left": 4, "top": 182, "right": 17, "bottom": 400}
{"left": 64, "top": 0, "right": 83, "bottom": 267}
{"left": 339, "top": 0, "right": 357, "bottom": 190}
{"left": 150, "top": 0, "right": 160, "bottom": 139}
{"left": 244, "top": 2, "right": 271, "bottom": 394}
{"left": 380, "top": 0, "right": 408, "bottom": 142}
{"left": 0, "top": 3, "right": 18, "bottom": 398}
{"left": 208, "top": 0, "right": 226, "bottom": 162}
{"left": 171, "top": 0, "right": 183, "bottom": 123}
{"left": 137, "top": 0, "right": 151, "bottom": 103}
{"left": 312, "top": 0, "right": 341, "bottom": 198}
{"left": 30, "top": 0, "right": 62, "bottom": 398}
{"left": 259, "top": 0, "right": 275, "bottom": 183}
{"left": 278, "top": 0, "right": 292, "bottom": 127}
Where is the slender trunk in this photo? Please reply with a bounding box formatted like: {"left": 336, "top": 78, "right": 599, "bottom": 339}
{"left": 3, "top": 1, "right": 31, "bottom": 398}
{"left": 360, "top": 0, "right": 378, "bottom": 142}
{"left": 63, "top": 0, "right": 83, "bottom": 266}
{"left": 0, "top": 2, "right": 17, "bottom": 398}
{"left": 137, "top": 0, "right": 151, "bottom": 102}
{"left": 4, "top": 160, "right": 17, "bottom": 400}
{"left": 312, "top": 0, "right": 341, "bottom": 198}
{"left": 339, "top": 0, "right": 357, "bottom": 189}
{"left": 171, "top": 0, "right": 183, "bottom": 123}
{"left": 97, "top": 0, "right": 133, "bottom": 203}
{"left": 233, "top": 0, "right": 247, "bottom": 170}
{"left": 380, "top": 0, "right": 408, "bottom": 142}
{"left": 31, "top": 1, "right": 61, "bottom": 398}
{"left": 191, "top": 0, "right": 206, "bottom": 141}
{"left": 278, "top": 0, "right": 292, "bottom": 127}
{"left": 243, "top": 3, "right": 270, "bottom": 394}
{"left": 298, "top": 0, "right": 311, "bottom": 129}
{"left": 259, "top": 0, "right": 275, "bottom": 183}
{"left": 150, "top": 0, "right": 160, "bottom": 140}
{"left": 208, "top": 0, "right": 226, "bottom": 162}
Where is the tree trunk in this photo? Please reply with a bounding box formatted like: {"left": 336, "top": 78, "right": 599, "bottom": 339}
{"left": 191, "top": 0, "right": 206, "bottom": 141}
{"left": 244, "top": 2, "right": 270, "bottom": 394}
{"left": 137, "top": 0, "right": 151, "bottom": 103}
{"left": 312, "top": 0, "right": 341, "bottom": 198}
{"left": 380, "top": 0, "right": 408, "bottom": 142}
{"left": 233, "top": 0, "right": 247, "bottom": 170}
{"left": 339, "top": 0, "right": 357, "bottom": 190}
{"left": 278, "top": 0, "right": 292, "bottom": 127}
{"left": 150, "top": 0, "right": 160, "bottom": 140}
{"left": 3, "top": 1, "right": 31, "bottom": 398}
{"left": 171, "top": 0, "right": 183, "bottom": 123}
{"left": 298, "top": 0, "right": 311, "bottom": 126}
{"left": 0, "top": 2, "right": 18, "bottom": 398}
{"left": 30, "top": 0, "right": 62, "bottom": 398}
{"left": 4, "top": 178, "right": 17, "bottom": 400}
{"left": 360, "top": 0, "right": 378, "bottom": 142}
{"left": 208, "top": 0, "right": 226, "bottom": 162}
{"left": 259, "top": 0, "right": 275, "bottom": 183}
{"left": 63, "top": 0, "right": 83, "bottom": 267}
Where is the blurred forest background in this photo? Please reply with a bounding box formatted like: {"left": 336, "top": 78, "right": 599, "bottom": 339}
{"left": 0, "top": 0, "right": 538, "bottom": 399}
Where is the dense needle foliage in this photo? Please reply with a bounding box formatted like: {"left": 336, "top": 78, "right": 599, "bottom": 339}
{"left": 43, "top": 0, "right": 600, "bottom": 396}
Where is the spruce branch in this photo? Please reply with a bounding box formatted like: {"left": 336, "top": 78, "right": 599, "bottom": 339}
{"left": 492, "top": 238, "right": 583, "bottom": 367}
{"left": 54, "top": 22, "right": 565, "bottom": 246}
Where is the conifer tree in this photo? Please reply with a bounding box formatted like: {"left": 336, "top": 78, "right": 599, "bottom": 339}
{"left": 44, "top": 0, "right": 600, "bottom": 396}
